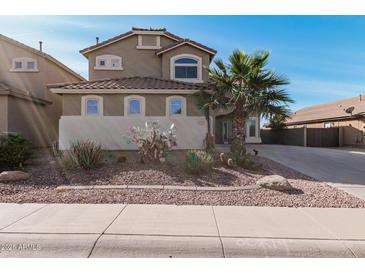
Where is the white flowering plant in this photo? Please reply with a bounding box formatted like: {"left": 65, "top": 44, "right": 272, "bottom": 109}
{"left": 126, "top": 121, "right": 177, "bottom": 163}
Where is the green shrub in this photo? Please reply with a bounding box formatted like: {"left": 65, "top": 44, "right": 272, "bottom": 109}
{"left": 185, "top": 150, "right": 214, "bottom": 175}
{"left": 0, "top": 133, "right": 32, "bottom": 168}
{"left": 220, "top": 147, "right": 258, "bottom": 170}
{"left": 68, "top": 140, "right": 103, "bottom": 170}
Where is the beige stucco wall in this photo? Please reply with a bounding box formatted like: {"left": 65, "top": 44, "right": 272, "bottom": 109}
{"left": 6, "top": 96, "right": 53, "bottom": 147}
{"left": 86, "top": 35, "right": 176, "bottom": 81}
{"left": 161, "top": 44, "right": 211, "bottom": 82}
{"left": 0, "top": 96, "right": 8, "bottom": 133}
{"left": 62, "top": 94, "right": 204, "bottom": 117}
{"left": 0, "top": 38, "right": 82, "bottom": 147}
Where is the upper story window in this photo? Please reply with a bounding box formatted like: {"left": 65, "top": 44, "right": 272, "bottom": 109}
{"left": 10, "top": 57, "right": 38, "bottom": 72}
{"left": 81, "top": 95, "right": 103, "bottom": 116}
{"left": 170, "top": 54, "right": 202, "bottom": 83}
{"left": 136, "top": 35, "right": 161, "bottom": 50}
{"left": 124, "top": 95, "right": 145, "bottom": 116}
{"left": 94, "top": 55, "right": 123, "bottom": 70}
{"left": 166, "top": 96, "right": 186, "bottom": 116}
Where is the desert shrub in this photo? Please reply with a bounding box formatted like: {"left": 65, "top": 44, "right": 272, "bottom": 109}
{"left": 68, "top": 140, "right": 103, "bottom": 170}
{"left": 117, "top": 155, "right": 127, "bottom": 163}
{"left": 0, "top": 133, "right": 32, "bottom": 168}
{"left": 126, "top": 121, "right": 177, "bottom": 163}
{"left": 185, "top": 150, "right": 214, "bottom": 175}
{"left": 220, "top": 147, "right": 258, "bottom": 170}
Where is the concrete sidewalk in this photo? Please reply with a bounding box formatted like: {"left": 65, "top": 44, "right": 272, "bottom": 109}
{"left": 1, "top": 203, "right": 365, "bottom": 257}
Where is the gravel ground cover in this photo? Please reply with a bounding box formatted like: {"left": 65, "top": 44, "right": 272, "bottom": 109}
{"left": 0, "top": 149, "right": 364, "bottom": 208}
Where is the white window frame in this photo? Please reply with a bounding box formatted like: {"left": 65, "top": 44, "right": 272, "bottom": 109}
{"left": 136, "top": 35, "right": 162, "bottom": 49}
{"left": 124, "top": 95, "right": 145, "bottom": 116}
{"left": 166, "top": 95, "right": 186, "bottom": 116}
{"left": 10, "top": 57, "right": 39, "bottom": 72}
{"left": 94, "top": 55, "right": 123, "bottom": 70}
{"left": 81, "top": 95, "right": 103, "bottom": 116}
{"left": 246, "top": 116, "right": 259, "bottom": 138}
{"left": 170, "top": 54, "right": 202, "bottom": 83}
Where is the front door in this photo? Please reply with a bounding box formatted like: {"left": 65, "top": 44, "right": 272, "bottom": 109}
{"left": 222, "top": 121, "right": 229, "bottom": 144}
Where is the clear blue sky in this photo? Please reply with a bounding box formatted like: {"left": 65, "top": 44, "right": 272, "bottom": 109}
{"left": 1, "top": 15, "right": 365, "bottom": 111}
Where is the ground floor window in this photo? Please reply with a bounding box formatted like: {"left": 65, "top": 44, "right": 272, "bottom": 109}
{"left": 248, "top": 117, "right": 257, "bottom": 137}
{"left": 81, "top": 95, "right": 103, "bottom": 116}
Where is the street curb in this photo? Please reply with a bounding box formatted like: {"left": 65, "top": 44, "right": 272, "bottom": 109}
{"left": 56, "top": 184, "right": 259, "bottom": 192}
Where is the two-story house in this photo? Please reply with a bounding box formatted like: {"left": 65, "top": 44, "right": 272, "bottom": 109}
{"left": 49, "top": 27, "right": 261, "bottom": 150}
{"left": 0, "top": 34, "right": 84, "bottom": 147}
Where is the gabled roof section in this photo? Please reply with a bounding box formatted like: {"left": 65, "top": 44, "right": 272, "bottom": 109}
{"left": 0, "top": 82, "right": 51, "bottom": 104}
{"left": 156, "top": 39, "right": 217, "bottom": 56}
{"left": 79, "top": 27, "right": 216, "bottom": 57}
{"left": 0, "top": 34, "right": 85, "bottom": 81}
{"left": 286, "top": 95, "right": 365, "bottom": 125}
{"left": 48, "top": 76, "right": 210, "bottom": 94}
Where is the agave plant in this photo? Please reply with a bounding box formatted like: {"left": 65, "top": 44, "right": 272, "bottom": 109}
{"left": 68, "top": 140, "right": 103, "bottom": 170}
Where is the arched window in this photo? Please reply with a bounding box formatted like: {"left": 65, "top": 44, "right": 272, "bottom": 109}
{"left": 81, "top": 95, "right": 103, "bottom": 116}
{"left": 170, "top": 54, "right": 202, "bottom": 82}
{"left": 124, "top": 95, "right": 145, "bottom": 116}
{"left": 166, "top": 95, "right": 186, "bottom": 116}
{"left": 10, "top": 57, "right": 38, "bottom": 72}
{"left": 95, "top": 55, "right": 123, "bottom": 70}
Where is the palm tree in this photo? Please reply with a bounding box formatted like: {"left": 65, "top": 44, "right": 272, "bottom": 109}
{"left": 266, "top": 113, "right": 288, "bottom": 130}
{"left": 208, "top": 49, "right": 293, "bottom": 152}
{"left": 195, "top": 88, "right": 228, "bottom": 151}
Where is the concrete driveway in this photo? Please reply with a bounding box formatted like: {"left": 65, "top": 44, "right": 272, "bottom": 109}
{"left": 248, "top": 144, "right": 365, "bottom": 185}
{"left": 248, "top": 144, "right": 365, "bottom": 199}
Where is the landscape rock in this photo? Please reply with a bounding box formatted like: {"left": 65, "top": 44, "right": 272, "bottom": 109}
{"left": 256, "top": 175, "right": 293, "bottom": 191}
{"left": 0, "top": 171, "right": 30, "bottom": 182}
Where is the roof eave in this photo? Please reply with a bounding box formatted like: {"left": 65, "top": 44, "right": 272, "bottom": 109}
{"left": 49, "top": 88, "right": 207, "bottom": 95}
{"left": 286, "top": 114, "right": 365, "bottom": 126}
{"left": 156, "top": 41, "right": 217, "bottom": 56}
{"left": 79, "top": 31, "right": 182, "bottom": 56}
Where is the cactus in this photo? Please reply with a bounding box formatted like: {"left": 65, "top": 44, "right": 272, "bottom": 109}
{"left": 227, "top": 158, "right": 234, "bottom": 167}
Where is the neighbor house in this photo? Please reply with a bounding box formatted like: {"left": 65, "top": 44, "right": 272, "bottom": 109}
{"left": 286, "top": 94, "right": 365, "bottom": 146}
{"left": 0, "top": 34, "right": 84, "bottom": 147}
{"left": 49, "top": 27, "right": 261, "bottom": 150}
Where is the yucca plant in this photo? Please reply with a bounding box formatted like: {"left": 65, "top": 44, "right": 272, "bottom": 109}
{"left": 185, "top": 150, "right": 214, "bottom": 175}
{"left": 68, "top": 140, "right": 103, "bottom": 170}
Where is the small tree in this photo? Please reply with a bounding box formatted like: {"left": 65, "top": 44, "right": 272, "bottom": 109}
{"left": 126, "top": 121, "right": 177, "bottom": 163}
{"left": 267, "top": 113, "right": 289, "bottom": 130}
{"left": 195, "top": 89, "right": 228, "bottom": 152}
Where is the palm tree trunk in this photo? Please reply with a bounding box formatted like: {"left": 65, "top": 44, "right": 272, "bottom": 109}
{"left": 231, "top": 110, "right": 246, "bottom": 153}
{"left": 205, "top": 108, "right": 214, "bottom": 151}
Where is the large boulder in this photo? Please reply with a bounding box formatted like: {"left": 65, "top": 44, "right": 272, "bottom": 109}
{"left": 0, "top": 171, "right": 30, "bottom": 182}
{"left": 256, "top": 175, "right": 293, "bottom": 191}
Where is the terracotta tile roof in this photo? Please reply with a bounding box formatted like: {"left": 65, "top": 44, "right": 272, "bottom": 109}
{"left": 286, "top": 95, "right": 365, "bottom": 125}
{"left": 48, "top": 76, "right": 209, "bottom": 91}
{"left": 131, "top": 27, "right": 166, "bottom": 31}
{"left": 0, "top": 34, "right": 85, "bottom": 81}
{"left": 79, "top": 27, "right": 215, "bottom": 56}
{"left": 79, "top": 30, "right": 135, "bottom": 54}
{"left": 0, "top": 82, "right": 51, "bottom": 104}
{"left": 156, "top": 39, "right": 217, "bottom": 56}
